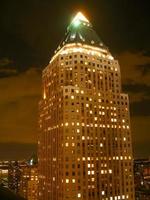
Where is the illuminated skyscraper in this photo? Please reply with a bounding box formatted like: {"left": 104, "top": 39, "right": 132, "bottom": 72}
{"left": 38, "top": 12, "right": 135, "bottom": 200}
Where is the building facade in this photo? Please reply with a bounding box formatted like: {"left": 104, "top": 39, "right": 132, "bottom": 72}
{"left": 38, "top": 12, "right": 135, "bottom": 200}
{"left": 19, "top": 161, "right": 38, "bottom": 200}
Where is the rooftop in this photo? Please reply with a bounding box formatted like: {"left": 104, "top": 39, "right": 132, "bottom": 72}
{"left": 56, "top": 12, "right": 108, "bottom": 52}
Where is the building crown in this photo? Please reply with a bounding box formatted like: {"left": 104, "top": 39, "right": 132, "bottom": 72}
{"left": 71, "top": 12, "right": 90, "bottom": 26}
{"left": 56, "top": 12, "right": 108, "bottom": 52}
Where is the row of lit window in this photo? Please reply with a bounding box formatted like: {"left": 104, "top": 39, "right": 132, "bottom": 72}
{"left": 62, "top": 156, "right": 132, "bottom": 162}
{"left": 60, "top": 60, "right": 118, "bottom": 71}
{"left": 63, "top": 123, "right": 130, "bottom": 129}
{"left": 60, "top": 52, "right": 115, "bottom": 65}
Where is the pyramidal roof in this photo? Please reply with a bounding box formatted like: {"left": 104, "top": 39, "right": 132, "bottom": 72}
{"left": 56, "top": 12, "right": 107, "bottom": 52}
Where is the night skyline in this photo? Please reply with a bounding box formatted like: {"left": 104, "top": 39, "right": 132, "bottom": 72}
{"left": 0, "top": 0, "right": 150, "bottom": 159}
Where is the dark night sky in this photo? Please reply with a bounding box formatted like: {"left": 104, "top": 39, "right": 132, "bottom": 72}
{"left": 0, "top": 0, "right": 149, "bottom": 160}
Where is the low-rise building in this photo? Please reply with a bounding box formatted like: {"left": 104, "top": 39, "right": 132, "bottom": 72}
{"left": 134, "top": 158, "right": 150, "bottom": 200}
{"left": 19, "top": 158, "right": 38, "bottom": 200}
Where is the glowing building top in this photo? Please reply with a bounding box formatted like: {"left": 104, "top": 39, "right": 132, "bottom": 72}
{"left": 55, "top": 12, "right": 108, "bottom": 53}
{"left": 72, "top": 12, "right": 89, "bottom": 25}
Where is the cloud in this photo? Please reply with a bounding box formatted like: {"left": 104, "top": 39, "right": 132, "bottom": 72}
{"left": 0, "top": 58, "right": 17, "bottom": 78}
{"left": 118, "top": 51, "right": 150, "bottom": 158}
{"left": 0, "top": 142, "right": 37, "bottom": 160}
{"left": 130, "top": 99, "right": 150, "bottom": 116}
{"left": 131, "top": 116, "right": 150, "bottom": 158}
{"left": 136, "top": 63, "right": 150, "bottom": 76}
{"left": 123, "top": 83, "right": 150, "bottom": 103}
{"left": 0, "top": 68, "right": 41, "bottom": 144}
{"left": 0, "top": 69, "right": 18, "bottom": 78}
{"left": 118, "top": 51, "right": 150, "bottom": 86}
{"left": 118, "top": 51, "right": 150, "bottom": 110}
{"left": 0, "top": 58, "right": 13, "bottom": 66}
{"left": 0, "top": 68, "right": 41, "bottom": 102}
{"left": 123, "top": 83, "right": 150, "bottom": 94}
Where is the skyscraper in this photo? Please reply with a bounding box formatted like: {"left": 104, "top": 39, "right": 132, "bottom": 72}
{"left": 38, "top": 12, "right": 135, "bottom": 200}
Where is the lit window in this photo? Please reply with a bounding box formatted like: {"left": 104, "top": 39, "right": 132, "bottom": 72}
{"left": 100, "top": 143, "right": 103, "bottom": 147}
{"left": 82, "top": 136, "right": 85, "bottom": 140}
{"left": 66, "top": 179, "right": 69, "bottom": 183}
{"left": 129, "top": 156, "right": 131, "bottom": 160}
{"left": 65, "top": 122, "right": 69, "bottom": 126}
{"left": 77, "top": 193, "right": 81, "bottom": 198}
{"left": 65, "top": 143, "right": 69, "bottom": 147}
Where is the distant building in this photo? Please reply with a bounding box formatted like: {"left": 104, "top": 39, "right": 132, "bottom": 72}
{"left": 38, "top": 12, "right": 135, "bottom": 200}
{"left": 134, "top": 158, "right": 150, "bottom": 200}
{"left": 8, "top": 161, "right": 21, "bottom": 193}
{"left": 19, "top": 158, "right": 38, "bottom": 200}
{"left": 0, "top": 161, "right": 9, "bottom": 188}
{"left": 0, "top": 160, "right": 26, "bottom": 192}
{"left": 0, "top": 158, "right": 38, "bottom": 200}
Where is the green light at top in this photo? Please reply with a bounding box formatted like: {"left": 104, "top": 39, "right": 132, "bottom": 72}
{"left": 73, "top": 19, "right": 81, "bottom": 27}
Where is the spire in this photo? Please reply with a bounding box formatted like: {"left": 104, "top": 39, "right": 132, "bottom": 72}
{"left": 71, "top": 12, "right": 89, "bottom": 26}
{"left": 55, "top": 12, "right": 107, "bottom": 52}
